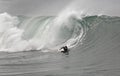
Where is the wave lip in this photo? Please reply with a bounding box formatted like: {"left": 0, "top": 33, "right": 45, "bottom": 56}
{"left": 0, "top": 12, "right": 101, "bottom": 52}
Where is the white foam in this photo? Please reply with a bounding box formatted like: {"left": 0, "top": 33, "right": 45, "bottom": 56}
{"left": 0, "top": 12, "right": 85, "bottom": 52}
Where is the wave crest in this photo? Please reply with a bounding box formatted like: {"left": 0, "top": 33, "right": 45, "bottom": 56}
{"left": 0, "top": 12, "right": 88, "bottom": 52}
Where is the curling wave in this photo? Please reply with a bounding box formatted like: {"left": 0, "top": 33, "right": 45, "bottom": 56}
{"left": 0, "top": 12, "right": 87, "bottom": 52}
{"left": 0, "top": 11, "right": 119, "bottom": 52}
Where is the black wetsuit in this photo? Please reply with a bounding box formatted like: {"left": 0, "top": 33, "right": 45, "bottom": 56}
{"left": 61, "top": 46, "right": 69, "bottom": 55}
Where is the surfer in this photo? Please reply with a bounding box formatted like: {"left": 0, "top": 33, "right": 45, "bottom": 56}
{"left": 60, "top": 46, "right": 69, "bottom": 55}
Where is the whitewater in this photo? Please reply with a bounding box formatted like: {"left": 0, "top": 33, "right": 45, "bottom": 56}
{"left": 0, "top": 12, "right": 86, "bottom": 52}
{"left": 0, "top": 10, "right": 120, "bottom": 76}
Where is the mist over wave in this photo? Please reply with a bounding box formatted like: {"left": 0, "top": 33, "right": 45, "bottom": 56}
{"left": 0, "top": 11, "right": 86, "bottom": 52}
{"left": 0, "top": 8, "right": 120, "bottom": 53}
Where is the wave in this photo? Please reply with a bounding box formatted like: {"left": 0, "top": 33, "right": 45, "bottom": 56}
{"left": 0, "top": 12, "right": 119, "bottom": 52}
{"left": 0, "top": 12, "right": 87, "bottom": 52}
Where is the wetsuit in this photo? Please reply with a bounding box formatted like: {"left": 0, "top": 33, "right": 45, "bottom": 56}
{"left": 61, "top": 46, "right": 69, "bottom": 55}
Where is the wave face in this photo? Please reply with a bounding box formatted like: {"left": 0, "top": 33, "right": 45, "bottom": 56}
{"left": 0, "top": 12, "right": 120, "bottom": 75}
{"left": 0, "top": 12, "right": 87, "bottom": 52}
{"left": 0, "top": 12, "right": 120, "bottom": 52}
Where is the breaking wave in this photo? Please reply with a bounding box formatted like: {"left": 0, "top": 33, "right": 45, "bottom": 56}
{"left": 0, "top": 12, "right": 87, "bottom": 52}
{"left": 0, "top": 11, "right": 119, "bottom": 52}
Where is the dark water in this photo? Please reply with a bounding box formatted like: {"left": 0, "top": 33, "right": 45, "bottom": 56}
{"left": 0, "top": 15, "right": 120, "bottom": 76}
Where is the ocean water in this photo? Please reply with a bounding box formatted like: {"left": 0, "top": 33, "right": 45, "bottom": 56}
{"left": 0, "top": 12, "right": 120, "bottom": 76}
